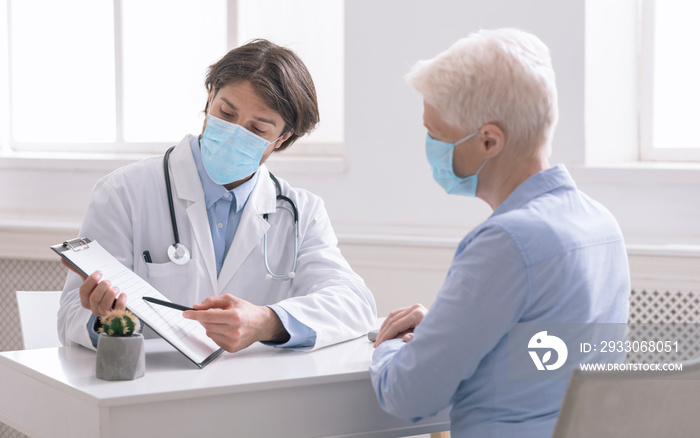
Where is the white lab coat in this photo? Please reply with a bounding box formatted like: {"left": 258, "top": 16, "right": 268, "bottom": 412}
{"left": 58, "top": 134, "right": 376, "bottom": 351}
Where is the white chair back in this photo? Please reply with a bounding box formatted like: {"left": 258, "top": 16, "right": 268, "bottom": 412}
{"left": 16, "top": 290, "right": 63, "bottom": 349}
{"left": 553, "top": 360, "right": 700, "bottom": 437}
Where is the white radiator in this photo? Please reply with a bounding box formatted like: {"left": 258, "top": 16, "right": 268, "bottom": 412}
{"left": 0, "top": 258, "right": 65, "bottom": 438}
{"left": 627, "top": 289, "right": 700, "bottom": 365}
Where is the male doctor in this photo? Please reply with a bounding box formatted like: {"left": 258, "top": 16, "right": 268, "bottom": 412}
{"left": 58, "top": 39, "right": 376, "bottom": 353}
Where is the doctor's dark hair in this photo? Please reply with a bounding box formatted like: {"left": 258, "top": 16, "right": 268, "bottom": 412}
{"left": 204, "top": 39, "right": 320, "bottom": 151}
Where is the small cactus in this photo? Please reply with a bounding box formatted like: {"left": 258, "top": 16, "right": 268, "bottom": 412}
{"left": 98, "top": 309, "right": 140, "bottom": 337}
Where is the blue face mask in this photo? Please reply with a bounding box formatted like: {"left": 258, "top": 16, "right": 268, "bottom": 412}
{"left": 200, "top": 114, "right": 280, "bottom": 185}
{"left": 425, "top": 130, "right": 488, "bottom": 197}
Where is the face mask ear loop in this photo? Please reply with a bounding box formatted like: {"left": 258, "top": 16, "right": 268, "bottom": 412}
{"left": 475, "top": 158, "right": 489, "bottom": 175}
{"left": 270, "top": 133, "right": 284, "bottom": 147}
{"left": 456, "top": 127, "right": 487, "bottom": 176}
{"left": 454, "top": 129, "right": 479, "bottom": 146}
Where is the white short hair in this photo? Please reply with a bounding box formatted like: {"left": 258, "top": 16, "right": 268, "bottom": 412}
{"left": 406, "top": 28, "right": 558, "bottom": 158}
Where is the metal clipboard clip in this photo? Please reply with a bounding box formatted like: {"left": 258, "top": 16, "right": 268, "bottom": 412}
{"left": 63, "top": 237, "right": 91, "bottom": 252}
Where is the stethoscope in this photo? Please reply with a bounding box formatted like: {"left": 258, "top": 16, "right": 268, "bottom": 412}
{"left": 163, "top": 146, "right": 299, "bottom": 281}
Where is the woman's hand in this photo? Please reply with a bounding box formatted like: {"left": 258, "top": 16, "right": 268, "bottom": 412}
{"left": 374, "top": 303, "right": 428, "bottom": 347}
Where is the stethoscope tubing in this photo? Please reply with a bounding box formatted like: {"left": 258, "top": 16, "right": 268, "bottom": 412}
{"left": 264, "top": 173, "right": 299, "bottom": 280}
{"left": 163, "top": 145, "right": 299, "bottom": 280}
{"left": 164, "top": 146, "right": 181, "bottom": 246}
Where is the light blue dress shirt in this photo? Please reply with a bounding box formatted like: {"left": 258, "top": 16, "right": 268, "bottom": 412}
{"left": 188, "top": 137, "right": 316, "bottom": 349}
{"left": 370, "top": 165, "right": 630, "bottom": 438}
{"left": 189, "top": 136, "right": 258, "bottom": 276}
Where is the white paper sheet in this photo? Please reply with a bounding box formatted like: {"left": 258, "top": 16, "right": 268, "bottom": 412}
{"left": 55, "top": 240, "right": 222, "bottom": 367}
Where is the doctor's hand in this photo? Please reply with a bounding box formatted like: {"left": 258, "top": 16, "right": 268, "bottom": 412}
{"left": 374, "top": 303, "right": 428, "bottom": 348}
{"left": 61, "top": 259, "right": 127, "bottom": 317}
{"left": 183, "top": 294, "right": 290, "bottom": 353}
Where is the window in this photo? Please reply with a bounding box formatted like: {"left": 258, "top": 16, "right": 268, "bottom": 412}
{"left": 640, "top": 0, "right": 700, "bottom": 161}
{"left": 236, "top": 0, "right": 344, "bottom": 155}
{"left": 0, "top": 0, "right": 343, "bottom": 155}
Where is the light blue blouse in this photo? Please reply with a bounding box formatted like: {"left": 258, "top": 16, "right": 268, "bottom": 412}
{"left": 370, "top": 165, "right": 630, "bottom": 437}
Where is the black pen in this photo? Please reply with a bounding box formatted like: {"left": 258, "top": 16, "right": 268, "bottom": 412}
{"left": 142, "top": 251, "right": 152, "bottom": 279}
{"left": 143, "top": 296, "right": 195, "bottom": 311}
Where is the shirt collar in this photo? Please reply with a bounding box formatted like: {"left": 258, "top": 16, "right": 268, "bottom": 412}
{"left": 189, "top": 136, "right": 259, "bottom": 212}
{"left": 492, "top": 164, "right": 576, "bottom": 217}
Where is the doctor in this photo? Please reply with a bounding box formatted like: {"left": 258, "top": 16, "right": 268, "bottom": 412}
{"left": 58, "top": 39, "right": 376, "bottom": 353}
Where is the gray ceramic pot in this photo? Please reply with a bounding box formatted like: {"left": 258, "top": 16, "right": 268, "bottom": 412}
{"left": 96, "top": 333, "right": 145, "bottom": 381}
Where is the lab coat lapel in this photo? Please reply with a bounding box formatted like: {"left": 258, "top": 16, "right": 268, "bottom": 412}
{"left": 170, "top": 137, "right": 218, "bottom": 292}
{"left": 217, "top": 165, "right": 276, "bottom": 291}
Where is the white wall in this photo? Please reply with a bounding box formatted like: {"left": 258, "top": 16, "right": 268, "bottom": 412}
{"left": 2, "top": 0, "right": 699, "bottom": 316}
{"left": 297, "top": 0, "right": 585, "bottom": 235}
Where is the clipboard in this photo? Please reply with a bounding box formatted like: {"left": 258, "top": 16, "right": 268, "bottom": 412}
{"left": 52, "top": 237, "right": 224, "bottom": 368}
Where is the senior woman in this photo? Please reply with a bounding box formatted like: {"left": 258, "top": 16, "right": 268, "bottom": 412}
{"left": 370, "top": 29, "right": 630, "bottom": 437}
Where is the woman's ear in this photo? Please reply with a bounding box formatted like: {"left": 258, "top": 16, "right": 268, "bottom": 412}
{"left": 479, "top": 123, "right": 505, "bottom": 158}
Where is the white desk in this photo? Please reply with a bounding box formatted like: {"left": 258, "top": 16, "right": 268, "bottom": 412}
{"left": 0, "top": 337, "right": 449, "bottom": 438}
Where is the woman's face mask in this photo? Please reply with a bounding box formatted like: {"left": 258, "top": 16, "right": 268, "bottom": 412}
{"left": 425, "top": 130, "right": 488, "bottom": 197}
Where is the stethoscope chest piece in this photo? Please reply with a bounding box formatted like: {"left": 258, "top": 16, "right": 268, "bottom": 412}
{"left": 167, "top": 243, "right": 191, "bottom": 265}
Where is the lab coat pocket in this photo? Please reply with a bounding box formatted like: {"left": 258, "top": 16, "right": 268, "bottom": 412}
{"left": 139, "top": 259, "right": 196, "bottom": 304}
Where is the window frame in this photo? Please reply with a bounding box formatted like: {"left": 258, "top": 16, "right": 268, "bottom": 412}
{"left": 0, "top": 0, "right": 344, "bottom": 159}
{"left": 639, "top": 0, "right": 700, "bottom": 162}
